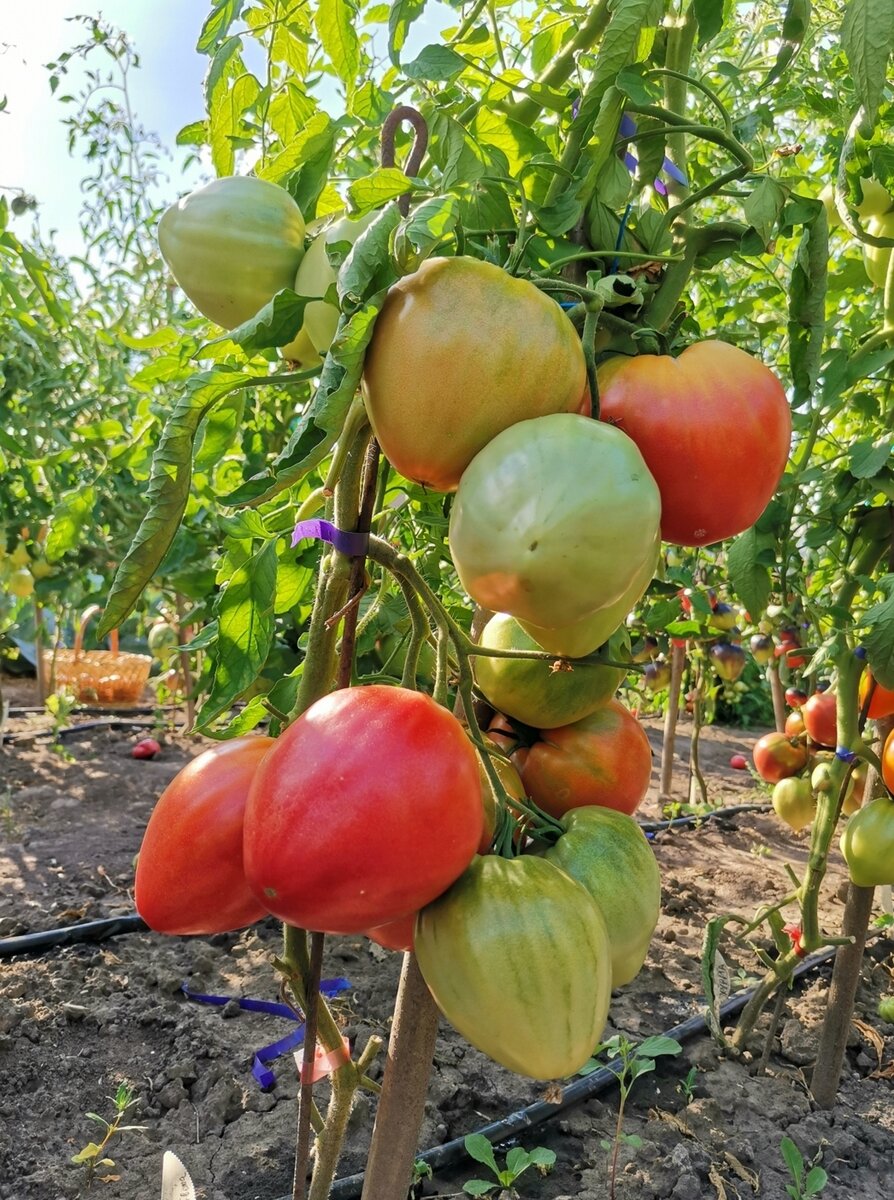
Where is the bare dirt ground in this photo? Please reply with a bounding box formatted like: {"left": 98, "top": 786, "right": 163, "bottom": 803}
{"left": 1, "top": 679, "right": 893, "bottom": 1200}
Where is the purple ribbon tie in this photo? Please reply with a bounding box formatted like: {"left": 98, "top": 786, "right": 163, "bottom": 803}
{"left": 182, "top": 977, "right": 351, "bottom": 1089}
{"left": 619, "top": 113, "right": 687, "bottom": 196}
{"left": 291, "top": 519, "right": 369, "bottom": 557}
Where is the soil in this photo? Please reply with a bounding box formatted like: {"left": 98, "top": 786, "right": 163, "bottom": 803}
{"left": 1, "top": 679, "right": 893, "bottom": 1200}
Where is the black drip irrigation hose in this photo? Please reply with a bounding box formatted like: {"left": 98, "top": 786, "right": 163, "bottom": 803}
{"left": 0, "top": 805, "right": 774, "bottom": 960}
{"left": 0, "top": 913, "right": 147, "bottom": 957}
{"left": 317, "top": 943, "right": 847, "bottom": 1200}
{"left": 1, "top": 716, "right": 161, "bottom": 743}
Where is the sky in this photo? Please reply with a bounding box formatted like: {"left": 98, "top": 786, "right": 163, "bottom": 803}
{"left": 0, "top": 1, "right": 452, "bottom": 261}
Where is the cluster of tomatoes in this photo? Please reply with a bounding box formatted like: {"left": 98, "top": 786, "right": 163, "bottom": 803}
{"left": 752, "top": 668, "right": 894, "bottom": 885}
{"left": 139, "top": 175, "right": 796, "bottom": 1079}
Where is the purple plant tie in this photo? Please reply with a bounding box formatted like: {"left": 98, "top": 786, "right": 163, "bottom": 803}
{"left": 181, "top": 977, "right": 351, "bottom": 1089}
{"left": 291, "top": 518, "right": 369, "bottom": 557}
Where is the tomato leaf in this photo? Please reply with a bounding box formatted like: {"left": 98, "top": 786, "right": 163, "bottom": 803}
{"left": 728, "top": 528, "right": 772, "bottom": 621}
{"left": 204, "top": 289, "right": 312, "bottom": 356}
{"left": 196, "top": 536, "right": 278, "bottom": 728}
{"left": 45, "top": 486, "right": 96, "bottom": 562}
{"left": 693, "top": 0, "right": 734, "bottom": 46}
{"left": 403, "top": 44, "right": 465, "bottom": 81}
{"left": 787, "top": 207, "right": 828, "bottom": 408}
{"left": 848, "top": 437, "right": 891, "bottom": 478}
{"left": 97, "top": 371, "right": 252, "bottom": 637}
{"left": 196, "top": 0, "right": 246, "bottom": 54}
{"left": 842, "top": 0, "right": 894, "bottom": 129}
{"left": 347, "top": 168, "right": 414, "bottom": 215}
{"left": 388, "top": 0, "right": 428, "bottom": 67}
{"left": 314, "top": 0, "right": 361, "bottom": 100}
{"left": 863, "top": 576, "right": 894, "bottom": 689}
{"left": 743, "top": 178, "right": 786, "bottom": 248}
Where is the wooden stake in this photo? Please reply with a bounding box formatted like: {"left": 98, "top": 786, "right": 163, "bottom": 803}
{"left": 659, "top": 641, "right": 685, "bottom": 801}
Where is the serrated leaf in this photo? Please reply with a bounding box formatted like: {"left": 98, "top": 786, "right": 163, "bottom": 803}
{"left": 863, "top": 576, "right": 894, "bottom": 689}
{"left": 463, "top": 1134, "right": 499, "bottom": 1175}
{"left": 728, "top": 528, "right": 772, "bottom": 620}
{"left": 46, "top": 486, "right": 95, "bottom": 561}
{"left": 388, "top": 0, "right": 427, "bottom": 66}
{"left": 693, "top": 0, "right": 733, "bottom": 45}
{"left": 849, "top": 437, "right": 891, "bottom": 478}
{"left": 257, "top": 111, "right": 335, "bottom": 188}
{"left": 403, "top": 43, "right": 465, "bottom": 80}
{"left": 205, "top": 289, "right": 311, "bottom": 355}
{"left": 196, "top": 537, "right": 278, "bottom": 727}
{"left": 196, "top": 0, "right": 245, "bottom": 53}
{"left": 315, "top": 0, "right": 360, "bottom": 97}
{"left": 98, "top": 371, "right": 252, "bottom": 636}
{"left": 743, "top": 177, "right": 787, "bottom": 247}
{"left": 842, "top": 0, "right": 894, "bottom": 128}
{"left": 347, "top": 167, "right": 413, "bottom": 213}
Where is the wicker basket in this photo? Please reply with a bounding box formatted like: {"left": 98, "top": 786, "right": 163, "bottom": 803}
{"left": 43, "top": 605, "right": 152, "bottom": 705}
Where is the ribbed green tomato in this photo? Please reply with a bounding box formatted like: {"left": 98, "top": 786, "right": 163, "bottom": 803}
{"left": 518, "top": 535, "right": 658, "bottom": 657}
{"left": 542, "top": 808, "right": 659, "bottom": 987}
{"left": 293, "top": 211, "right": 377, "bottom": 356}
{"left": 361, "top": 257, "right": 587, "bottom": 491}
{"left": 158, "top": 176, "right": 306, "bottom": 330}
{"left": 840, "top": 796, "right": 894, "bottom": 887}
{"left": 449, "top": 414, "right": 661, "bottom": 630}
{"left": 473, "top": 614, "right": 624, "bottom": 729}
{"left": 863, "top": 211, "right": 894, "bottom": 288}
{"left": 415, "top": 855, "right": 612, "bottom": 1079}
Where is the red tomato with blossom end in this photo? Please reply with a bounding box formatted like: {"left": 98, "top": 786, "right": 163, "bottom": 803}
{"left": 802, "top": 692, "right": 837, "bottom": 748}
{"left": 135, "top": 736, "right": 274, "bottom": 935}
{"left": 597, "top": 341, "right": 791, "bottom": 546}
{"left": 785, "top": 688, "right": 808, "bottom": 709}
{"left": 752, "top": 733, "right": 809, "bottom": 784}
{"left": 519, "top": 699, "right": 652, "bottom": 818}
{"left": 243, "top": 686, "right": 484, "bottom": 934}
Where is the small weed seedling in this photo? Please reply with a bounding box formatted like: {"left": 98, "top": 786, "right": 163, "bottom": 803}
{"left": 71, "top": 1083, "right": 145, "bottom": 1187}
{"left": 580, "top": 1035, "right": 682, "bottom": 1200}
{"left": 461, "top": 1134, "right": 556, "bottom": 1196}
{"left": 780, "top": 1136, "right": 828, "bottom": 1199}
{"left": 45, "top": 689, "right": 77, "bottom": 758}
{"left": 677, "top": 1065, "right": 698, "bottom": 1104}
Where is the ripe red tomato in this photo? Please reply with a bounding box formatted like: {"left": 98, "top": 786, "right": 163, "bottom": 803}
{"left": 859, "top": 669, "right": 894, "bottom": 719}
{"left": 132, "top": 737, "right": 161, "bottom": 759}
{"left": 802, "top": 692, "right": 837, "bottom": 748}
{"left": 729, "top": 754, "right": 748, "bottom": 770}
{"left": 519, "top": 699, "right": 652, "bottom": 818}
{"left": 597, "top": 341, "right": 791, "bottom": 546}
{"left": 752, "top": 733, "right": 809, "bottom": 783}
{"left": 365, "top": 911, "right": 416, "bottom": 953}
{"left": 243, "top": 686, "right": 484, "bottom": 933}
{"left": 135, "top": 736, "right": 275, "bottom": 935}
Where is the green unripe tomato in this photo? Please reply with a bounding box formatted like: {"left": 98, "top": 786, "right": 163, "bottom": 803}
{"left": 840, "top": 796, "right": 894, "bottom": 887}
{"left": 863, "top": 211, "right": 894, "bottom": 288}
{"left": 542, "top": 807, "right": 660, "bottom": 987}
{"left": 879, "top": 997, "right": 894, "bottom": 1024}
{"left": 473, "top": 614, "right": 624, "bottom": 729}
{"left": 293, "top": 211, "right": 378, "bottom": 356}
{"left": 7, "top": 568, "right": 34, "bottom": 599}
{"left": 810, "top": 760, "right": 837, "bottom": 796}
{"left": 772, "top": 777, "right": 815, "bottom": 833}
{"left": 158, "top": 176, "right": 306, "bottom": 330}
{"left": 450, "top": 414, "right": 661, "bottom": 632}
{"left": 821, "top": 178, "right": 894, "bottom": 229}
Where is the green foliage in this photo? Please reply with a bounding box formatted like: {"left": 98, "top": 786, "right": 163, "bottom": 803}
{"left": 462, "top": 1134, "right": 556, "bottom": 1196}
{"left": 780, "top": 1135, "right": 829, "bottom": 1199}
